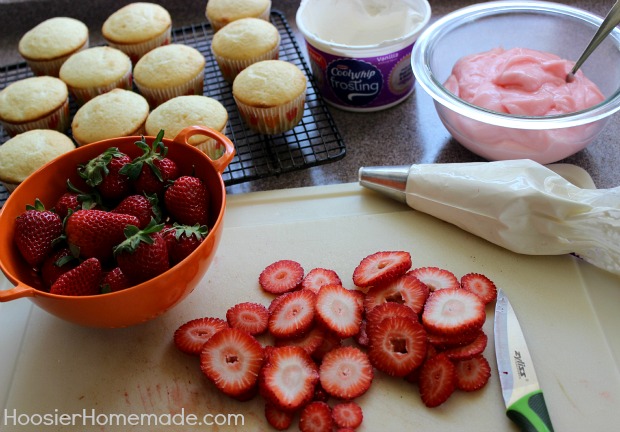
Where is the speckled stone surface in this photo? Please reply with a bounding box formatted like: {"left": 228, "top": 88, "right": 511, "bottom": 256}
{"left": 1, "top": 0, "right": 618, "bottom": 192}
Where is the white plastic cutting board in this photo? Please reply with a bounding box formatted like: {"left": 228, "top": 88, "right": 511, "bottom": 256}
{"left": 1, "top": 180, "right": 619, "bottom": 432}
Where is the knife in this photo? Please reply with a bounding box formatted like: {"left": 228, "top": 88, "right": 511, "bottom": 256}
{"left": 494, "top": 289, "right": 555, "bottom": 432}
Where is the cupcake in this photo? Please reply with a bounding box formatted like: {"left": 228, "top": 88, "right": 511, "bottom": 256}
{"left": 133, "top": 44, "right": 205, "bottom": 108}
{"left": 59, "top": 46, "right": 133, "bottom": 105}
{"left": 0, "top": 129, "right": 75, "bottom": 192}
{"left": 206, "top": 0, "right": 272, "bottom": 32}
{"left": 145, "top": 95, "right": 229, "bottom": 157}
{"left": 18, "top": 17, "right": 89, "bottom": 77}
{"left": 102, "top": 2, "right": 172, "bottom": 63}
{"left": 211, "top": 18, "right": 280, "bottom": 83}
{"left": 232, "top": 60, "right": 307, "bottom": 135}
{"left": 71, "top": 89, "right": 150, "bottom": 146}
{"left": 0, "top": 76, "right": 70, "bottom": 137}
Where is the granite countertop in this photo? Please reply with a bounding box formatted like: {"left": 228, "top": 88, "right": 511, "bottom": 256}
{"left": 1, "top": 0, "right": 618, "bottom": 193}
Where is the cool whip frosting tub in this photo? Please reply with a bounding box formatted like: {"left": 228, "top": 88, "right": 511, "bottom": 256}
{"left": 296, "top": 0, "right": 431, "bottom": 112}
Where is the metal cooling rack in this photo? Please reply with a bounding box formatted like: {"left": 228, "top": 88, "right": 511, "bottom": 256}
{"left": 0, "top": 10, "right": 346, "bottom": 207}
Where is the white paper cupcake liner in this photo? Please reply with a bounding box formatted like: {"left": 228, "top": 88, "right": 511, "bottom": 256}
{"left": 106, "top": 26, "right": 172, "bottom": 64}
{"left": 208, "top": 4, "right": 272, "bottom": 32}
{"left": 213, "top": 38, "right": 280, "bottom": 83}
{"left": 0, "top": 98, "right": 70, "bottom": 138}
{"left": 135, "top": 69, "right": 205, "bottom": 108}
{"left": 68, "top": 69, "right": 133, "bottom": 105}
{"left": 25, "top": 38, "right": 89, "bottom": 77}
{"left": 235, "top": 90, "right": 305, "bottom": 135}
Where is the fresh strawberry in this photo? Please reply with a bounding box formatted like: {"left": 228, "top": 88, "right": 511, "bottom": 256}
{"left": 264, "top": 402, "right": 294, "bottom": 431}
{"left": 14, "top": 199, "right": 63, "bottom": 268}
{"left": 367, "top": 316, "right": 428, "bottom": 377}
{"left": 299, "top": 401, "right": 333, "bottom": 432}
{"left": 49, "top": 257, "right": 102, "bottom": 296}
{"left": 268, "top": 289, "right": 316, "bottom": 339}
{"left": 113, "top": 220, "right": 169, "bottom": 284}
{"left": 408, "top": 266, "right": 460, "bottom": 292}
{"left": 275, "top": 325, "right": 326, "bottom": 356}
{"left": 441, "top": 331, "right": 488, "bottom": 360}
{"left": 226, "top": 302, "right": 269, "bottom": 336}
{"left": 363, "top": 273, "right": 429, "bottom": 315}
{"left": 162, "top": 223, "right": 208, "bottom": 265}
{"left": 200, "top": 328, "right": 264, "bottom": 398}
{"left": 100, "top": 267, "right": 132, "bottom": 293}
{"left": 53, "top": 180, "right": 101, "bottom": 219}
{"left": 315, "top": 284, "right": 362, "bottom": 338}
{"left": 78, "top": 147, "right": 132, "bottom": 202}
{"left": 365, "top": 302, "right": 419, "bottom": 339}
{"left": 65, "top": 209, "right": 139, "bottom": 262}
{"left": 460, "top": 273, "right": 498, "bottom": 305}
{"left": 259, "top": 345, "right": 319, "bottom": 412}
{"left": 259, "top": 259, "right": 304, "bottom": 294}
{"left": 40, "top": 247, "right": 77, "bottom": 289}
{"left": 318, "top": 346, "right": 373, "bottom": 400}
{"left": 301, "top": 268, "right": 342, "bottom": 294}
{"left": 418, "top": 352, "right": 457, "bottom": 407}
{"left": 352, "top": 250, "right": 412, "bottom": 288}
{"left": 111, "top": 194, "right": 161, "bottom": 229}
{"left": 174, "top": 317, "right": 229, "bottom": 356}
{"left": 332, "top": 401, "right": 363, "bottom": 429}
{"left": 422, "top": 288, "right": 486, "bottom": 336}
{"left": 453, "top": 354, "right": 491, "bottom": 392}
{"left": 164, "top": 175, "right": 210, "bottom": 227}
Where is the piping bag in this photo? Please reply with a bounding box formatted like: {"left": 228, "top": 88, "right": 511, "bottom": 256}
{"left": 359, "top": 159, "right": 620, "bottom": 276}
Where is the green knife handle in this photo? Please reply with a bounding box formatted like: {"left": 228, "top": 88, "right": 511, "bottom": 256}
{"left": 507, "top": 390, "right": 554, "bottom": 432}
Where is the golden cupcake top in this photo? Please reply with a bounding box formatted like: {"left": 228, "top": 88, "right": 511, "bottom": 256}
{"left": 133, "top": 44, "right": 205, "bottom": 88}
{"left": 0, "top": 76, "right": 68, "bottom": 123}
{"left": 102, "top": 2, "right": 171, "bottom": 44}
{"left": 206, "top": 0, "right": 271, "bottom": 26}
{"left": 232, "top": 60, "right": 306, "bottom": 108}
{"left": 211, "top": 18, "right": 280, "bottom": 60}
{"left": 59, "top": 47, "right": 132, "bottom": 88}
{"left": 18, "top": 17, "right": 88, "bottom": 61}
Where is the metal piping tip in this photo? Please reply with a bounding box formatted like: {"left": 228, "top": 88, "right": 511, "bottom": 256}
{"left": 358, "top": 165, "right": 410, "bottom": 203}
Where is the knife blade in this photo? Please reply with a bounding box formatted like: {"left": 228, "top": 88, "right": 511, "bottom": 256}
{"left": 494, "top": 289, "right": 555, "bottom": 432}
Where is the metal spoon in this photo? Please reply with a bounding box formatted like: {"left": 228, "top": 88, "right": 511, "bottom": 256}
{"left": 567, "top": 0, "right": 620, "bottom": 82}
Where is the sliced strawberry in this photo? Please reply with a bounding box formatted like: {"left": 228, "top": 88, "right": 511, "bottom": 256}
{"left": 427, "top": 328, "right": 483, "bottom": 350}
{"left": 366, "top": 302, "right": 418, "bottom": 339}
{"left": 367, "top": 316, "right": 428, "bottom": 377}
{"left": 404, "top": 344, "right": 438, "bottom": 384}
{"left": 363, "top": 273, "right": 429, "bottom": 315}
{"left": 453, "top": 354, "right": 491, "bottom": 392}
{"left": 226, "top": 302, "right": 269, "bottom": 336}
{"left": 319, "top": 346, "right": 373, "bottom": 400}
{"left": 268, "top": 289, "right": 316, "bottom": 339}
{"left": 259, "top": 345, "right": 319, "bottom": 412}
{"left": 332, "top": 401, "right": 363, "bottom": 429}
{"left": 268, "top": 291, "right": 292, "bottom": 314}
{"left": 460, "top": 273, "right": 497, "bottom": 305}
{"left": 441, "top": 331, "right": 488, "bottom": 361}
{"left": 315, "top": 284, "right": 362, "bottom": 338}
{"left": 302, "top": 268, "right": 342, "bottom": 294}
{"left": 418, "top": 352, "right": 457, "bottom": 408}
{"left": 49, "top": 257, "right": 102, "bottom": 296}
{"left": 311, "top": 331, "right": 342, "bottom": 362}
{"left": 259, "top": 259, "right": 305, "bottom": 294}
{"left": 264, "top": 402, "right": 294, "bottom": 431}
{"left": 200, "top": 328, "right": 264, "bottom": 398}
{"left": 408, "top": 267, "right": 460, "bottom": 292}
{"left": 174, "top": 317, "right": 229, "bottom": 356}
{"left": 352, "top": 250, "right": 412, "bottom": 288}
{"left": 422, "top": 288, "right": 486, "bottom": 336}
{"left": 275, "top": 325, "right": 326, "bottom": 356}
{"left": 299, "top": 401, "right": 333, "bottom": 432}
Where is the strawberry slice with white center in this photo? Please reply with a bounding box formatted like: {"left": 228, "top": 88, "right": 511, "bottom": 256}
{"left": 173, "top": 317, "right": 229, "bottom": 356}
{"left": 453, "top": 354, "right": 491, "bottom": 392}
{"left": 259, "top": 346, "right": 319, "bottom": 412}
{"left": 275, "top": 325, "right": 326, "bottom": 356}
{"left": 199, "top": 328, "right": 264, "bottom": 398}
{"left": 460, "top": 272, "right": 498, "bottom": 304}
{"left": 319, "top": 346, "right": 373, "bottom": 400}
{"left": 364, "top": 273, "right": 429, "bottom": 315}
{"left": 352, "top": 250, "right": 412, "bottom": 288}
{"left": 366, "top": 302, "right": 419, "bottom": 340}
{"left": 408, "top": 266, "right": 460, "bottom": 292}
{"left": 418, "top": 352, "right": 457, "bottom": 408}
{"left": 299, "top": 401, "right": 333, "bottom": 432}
{"left": 226, "top": 302, "right": 269, "bottom": 335}
{"left": 422, "top": 288, "right": 486, "bottom": 336}
{"left": 264, "top": 402, "right": 294, "bottom": 431}
{"left": 315, "top": 284, "right": 363, "bottom": 338}
{"left": 368, "top": 316, "right": 428, "bottom": 377}
{"left": 268, "top": 289, "right": 316, "bottom": 338}
{"left": 259, "top": 259, "right": 305, "bottom": 294}
{"left": 302, "top": 268, "right": 342, "bottom": 293}
{"left": 442, "top": 331, "right": 488, "bottom": 361}
{"left": 332, "top": 401, "right": 364, "bottom": 429}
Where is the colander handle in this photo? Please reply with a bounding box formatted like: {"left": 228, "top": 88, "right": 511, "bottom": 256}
{"left": 173, "top": 125, "right": 236, "bottom": 174}
{"left": 0, "top": 282, "right": 35, "bottom": 301}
